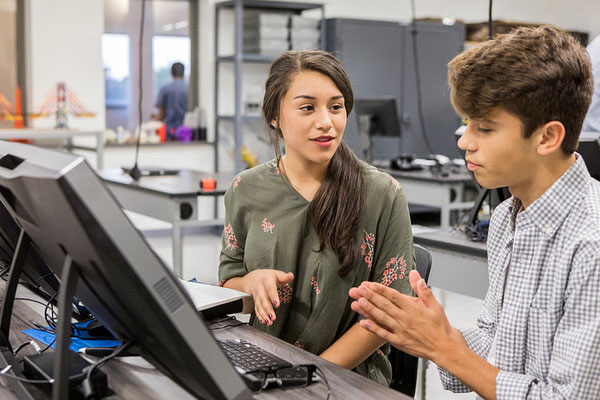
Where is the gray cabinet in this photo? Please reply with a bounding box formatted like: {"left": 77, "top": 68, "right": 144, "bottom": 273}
{"left": 326, "top": 18, "right": 465, "bottom": 159}
{"left": 326, "top": 19, "right": 403, "bottom": 161}
{"left": 400, "top": 21, "right": 465, "bottom": 158}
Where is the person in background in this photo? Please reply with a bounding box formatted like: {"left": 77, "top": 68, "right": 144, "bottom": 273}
{"left": 154, "top": 62, "right": 188, "bottom": 140}
{"left": 219, "top": 50, "right": 415, "bottom": 386}
{"left": 582, "top": 35, "right": 600, "bottom": 132}
{"left": 350, "top": 25, "right": 600, "bottom": 399}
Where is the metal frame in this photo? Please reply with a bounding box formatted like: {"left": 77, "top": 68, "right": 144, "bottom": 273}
{"left": 214, "top": 0, "right": 325, "bottom": 173}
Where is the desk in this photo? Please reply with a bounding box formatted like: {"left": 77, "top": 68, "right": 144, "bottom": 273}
{"left": 413, "top": 228, "right": 488, "bottom": 299}
{"left": 387, "top": 168, "right": 476, "bottom": 229}
{"left": 0, "top": 128, "right": 104, "bottom": 170}
{"left": 101, "top": 169, "right": 234, "bottom": 277}
{"left": 0, "top": 282, "right": 411, "bottom": 399}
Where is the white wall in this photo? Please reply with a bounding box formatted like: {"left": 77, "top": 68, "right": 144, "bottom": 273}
{"left": 26, "top": 0, "right": 105, "bottom": 131}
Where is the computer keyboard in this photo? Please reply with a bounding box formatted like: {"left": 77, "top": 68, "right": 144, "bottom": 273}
{"left": 217, "top": 339, "right": 292, "bottom": 374}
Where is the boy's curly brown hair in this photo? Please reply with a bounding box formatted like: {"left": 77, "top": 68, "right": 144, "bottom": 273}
{"left": 448, "top": 25, "right": 593, "bottom": 154}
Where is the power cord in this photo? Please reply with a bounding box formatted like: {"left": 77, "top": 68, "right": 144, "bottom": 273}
{"left": 0, "top": 340, "right": 132, "bottom": 394}
{"left": 80, "top": 340, "right": 133, "bottom": 400}
{"left": 314, "top": 365, "right": 331, "bottom": 400}
{"left": 409, "top": 0, "right": 435, "bottom": 156}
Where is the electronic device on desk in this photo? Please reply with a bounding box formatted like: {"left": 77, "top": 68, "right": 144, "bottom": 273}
{"left": 0, "top": 141, "right": 323, "bottom": 400}
{"left": 218, "top": 339, "right": 320, "bottom": 391}
{"left": 121, "top": 166, "right": 180, "bottom": 177}
{"left": 390, "top": 154, "right": 423, "bottom": 171}
{"left": 463, "top": 187, "right": 510, "bottom": 242}
{"left": 354, "top": 97, "right": 401, "bottom": 162}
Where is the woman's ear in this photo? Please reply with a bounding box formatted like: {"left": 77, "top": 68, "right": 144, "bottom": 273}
{"left": 271, "top": 119, "right": 278, "bottom": 129}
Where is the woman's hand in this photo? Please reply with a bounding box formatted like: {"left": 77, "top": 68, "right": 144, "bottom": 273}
{"left": 241, "top": 269, "right": 294, "bottom": 325}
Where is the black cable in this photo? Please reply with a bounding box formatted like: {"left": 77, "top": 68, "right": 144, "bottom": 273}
{"left": 43, "top": 290, "right": 59, "bottom": 332}
{"left": 35, "top": 272, "right": 55, "bottom": 286}
{"left": 14, "top": 297, "right": 49, "bottom": 308}
{"left": 129, "top": 0, "right": 146, "bottom": 181}
{"left": 13, "top": 341, "right": 33, "bottom": 356}
{"left": 80, "top": 340, "right": 133, "bottom": 399}
{"left": 39, "top": 338, "right": 56, "bottom": 354}
{"left": 0, "top": 371, "right": 55, "bottom": 385}
{"left": 314, "top": 366, "right": 331, "bottom": 400}
{"left": 488, "top": 0, "right": 493, "bottom": 39}
{"left": 84, "top": 341, "right": 132, "bottom": 380}
{"left": 409, "top": 0, "right": 435, "bottom": 156}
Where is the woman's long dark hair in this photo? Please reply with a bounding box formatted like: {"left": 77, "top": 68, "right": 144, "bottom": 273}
{"left": 262, "top": 50, "right": 364, "bottom": 276}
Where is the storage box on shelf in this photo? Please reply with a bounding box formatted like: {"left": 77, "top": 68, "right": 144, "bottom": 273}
{"left": 214, "top": 1, "right": 324, "bottom": 173}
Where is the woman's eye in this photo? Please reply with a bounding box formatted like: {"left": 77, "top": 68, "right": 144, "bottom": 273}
{"left": 300, "top": 105, "right": 314, "bottom": 111}
{"left": 331, "top": 104, "right": 344, "bottom": 111}
{"left": 478, "top": 128, "right": 492, "bottom": 133}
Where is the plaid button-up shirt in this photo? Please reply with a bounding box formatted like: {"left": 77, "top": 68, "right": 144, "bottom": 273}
{"left": 439, "top": 155, "right": 600, "bottom": 399}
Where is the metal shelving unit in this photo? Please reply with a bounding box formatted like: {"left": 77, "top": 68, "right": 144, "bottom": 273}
{"left": 214, "top": 0, "right": 325, "bottom": 173}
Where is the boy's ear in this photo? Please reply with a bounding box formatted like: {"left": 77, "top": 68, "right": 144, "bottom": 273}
{"left": 537, "top": 121, "right": 565, "bottom": 156}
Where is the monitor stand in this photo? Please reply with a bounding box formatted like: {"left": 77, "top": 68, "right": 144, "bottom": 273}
{"left": 0, "top": 229, "right": 37, "bottom": 400}
{"left": 51, "top": 254, "right": 80, "bottom": 400}
{"left": 0, "top": 228, "right": 103, "bottom": 400}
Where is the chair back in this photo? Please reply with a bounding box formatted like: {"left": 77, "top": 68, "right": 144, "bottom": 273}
{"left": 388, "top": 244, "right": 432, "bottom": 397}
{"left": 414, "top": 244, "right": 432, "bottom": 282}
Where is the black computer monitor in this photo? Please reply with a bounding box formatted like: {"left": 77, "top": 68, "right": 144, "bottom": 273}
{"left": 0, "top": 141, "right": 251, "bottom": 400}
{"left": 354, "top": 98, "right": 400, "bottom": 137}
{"left": 354, "top": 98, "right": 401, "bottom": 161}
{"left": 578, "top": 131, "right": 600, "bottom": 181}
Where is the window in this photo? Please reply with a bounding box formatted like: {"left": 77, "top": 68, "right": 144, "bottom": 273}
{"left": 102, "top": 33, "right": 130, "bottom": 108}
{"left": 152, "top": 35, "right": 190, "bottom": 103}
{"left": 103, "top": 0, "right": 196, "bottom": 133}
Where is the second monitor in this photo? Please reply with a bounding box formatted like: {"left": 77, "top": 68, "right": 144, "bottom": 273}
{"left": 354, "top": 97, "right": 401, "bottom": 161}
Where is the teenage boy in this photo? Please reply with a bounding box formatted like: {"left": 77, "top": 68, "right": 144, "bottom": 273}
{"left": 349, "top": 25, "right": 600, "bottom": 399}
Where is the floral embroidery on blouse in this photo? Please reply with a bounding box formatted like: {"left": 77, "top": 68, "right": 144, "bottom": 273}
{"left": 361, "top": 231, "right": 376, "bottom": 271}
{"left": 390, "top": 176, "right": 402, "bottom": 192}
{"left": 278, "top": 283, "right": 293, "bottom": 304}
{"left": 224, "top": 224, "right": 238, "bottom": 251}
{"left": 381, "top": 254, "right": 407, "bottom": 287}
{"left": 262, "top": 218, "right": 275, "bottom": 233}
{"left": 310, "top": 276, "right": 321, "bottom": 298}
{"left": 294, "top": 340, "right": 304, "bottom": 349}
{"left": 232, "top": 175, "right": 241, "bottom": 190}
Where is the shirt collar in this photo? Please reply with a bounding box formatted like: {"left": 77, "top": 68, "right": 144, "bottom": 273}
{"left": 517, "top": 153, "right": 590, "bottom": 238}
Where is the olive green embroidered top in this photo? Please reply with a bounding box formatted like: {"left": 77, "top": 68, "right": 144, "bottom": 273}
{"left": 219, "top": 159, "right": 415, "bottom": 385}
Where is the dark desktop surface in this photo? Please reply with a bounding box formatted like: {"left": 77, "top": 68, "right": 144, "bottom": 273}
{"left": 101, "top": 168, "right": 235, "bottom": 197}
{"left": 0, "top": 279, "right": 412, "bottom": 400}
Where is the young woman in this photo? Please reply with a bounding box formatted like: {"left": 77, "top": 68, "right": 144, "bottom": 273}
{"left": 219, "top": 50, "right": 415, "bottom": 385}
